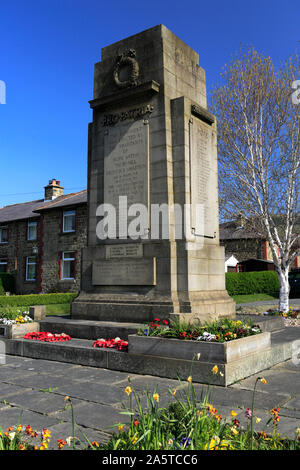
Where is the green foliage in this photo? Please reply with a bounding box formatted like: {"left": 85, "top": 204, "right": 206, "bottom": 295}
{"left": 99, "top": 377, "right": 300, "bottom": 451}
{"left": 0, "top": 306, "right": 29, "bottom": 320}
{"left": 138, "top": 317, "right": 261, "bottom": 343}
{"left": 0, "top": 273, "right": 14, "bottom": 296}
{"left": 1, "top": 379, "right": 300, "bottom": 450}
{"left": 226, "top": 271, "right": 280, "bottom": 296}
{"left": 0, "top": 292, "right": 77, "bottom": 307}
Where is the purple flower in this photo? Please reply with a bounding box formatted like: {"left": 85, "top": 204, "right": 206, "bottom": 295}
{"left": 144, "top": 328, "right": 149, "bottom": 336}
{"left": 180, "top": 437, "right": 191, "bottom": 447}
{"left": 245, "top": 408, "right": 252, "bottom": 419}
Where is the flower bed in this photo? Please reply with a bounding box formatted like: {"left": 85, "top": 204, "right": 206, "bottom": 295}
{"left": 130, "top": 317, "right": 269, "bottom": 363}
{"left": 0, "top": 307, "right": 33, "bottom": 326}
{"left": 0, "top": 307, "right": 39, "bottom": 339}
{"left": 264, "top": 307, "right": 299, "bottom": 319}
{"left": 137, "top": 317, "right": 262, "bottom": 343}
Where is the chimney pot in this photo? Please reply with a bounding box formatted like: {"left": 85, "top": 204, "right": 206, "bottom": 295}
{"left": 44, "top": 179, "right": 64, "bottom": 200}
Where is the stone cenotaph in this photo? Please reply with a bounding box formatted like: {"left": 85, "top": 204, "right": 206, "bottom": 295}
{"left": 71, "top": 25, "right": 235, "bottom": 324}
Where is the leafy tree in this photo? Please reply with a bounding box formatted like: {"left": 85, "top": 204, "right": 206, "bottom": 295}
{"left": 210, "top": 48, "right": 300, "bottom": 311}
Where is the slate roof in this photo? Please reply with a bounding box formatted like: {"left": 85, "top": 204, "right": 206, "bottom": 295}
{"left": 219, "top": 220, "right": 265, "bottom": 240}
{"left": 34, "top": 190, "right": 87, "bottom": 212}
{"left": 0, "top": 190, "right": 87, "bottom": 223}
{"left": 0, "top": 199, "right": 45, "bottom": 223}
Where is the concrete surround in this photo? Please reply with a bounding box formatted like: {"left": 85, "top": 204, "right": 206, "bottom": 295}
{"left": 72, "top": 25, "right": 235, "bottom": 323}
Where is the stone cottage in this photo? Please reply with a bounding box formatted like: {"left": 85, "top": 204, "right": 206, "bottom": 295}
{"left": 0, "top": 179, "right": 87, "bottom": 294}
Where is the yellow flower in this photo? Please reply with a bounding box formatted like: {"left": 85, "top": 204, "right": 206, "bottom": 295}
{"left": 230, "top": 426, "right": 239, "bottom": 435}
{"left": 131, "top": 435, "right": 138, "bottom": 445}
{"left": 153, "top": 393, "right": 159, "bottom": 403}
{"left": 260, "top": 378, "right": 267, "bottom": 384}
{"left": 17, "top": 424, "right": 22, "bottom": 433}
{"left": 255, "top": 417, "right": 261, "bottom": 423}
{"left": 231, "top": 410, "right": 238, "bottom": 417}
{"left": 125, "top": 386, "right": 132, "bottom": 396}
{"left": 42, "top": 428, "right": 51, "bottom": 441}
{"left": 118, "top": 423, "right": 124, "bottom": 432}
{"left": 212, "top": 365, "right": 218, "bottom": 375}
{"left": 187, "top": 376, "right": 192, "bottom": 383}
{"left": 172, "top": 389, "right": 177, "bottom": 396}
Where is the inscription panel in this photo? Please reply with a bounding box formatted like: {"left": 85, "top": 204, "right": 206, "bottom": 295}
{"left": 104, "top": 119, "right": 149, "bottom": 234}
{"left": 105, "top": 244, "right": 143, "bottom": 259}
{"left": 92, "top": 258, "right": 156, "bottom": 285}
{"left": 190, "top": 118, "right": 217, "bottom": 238}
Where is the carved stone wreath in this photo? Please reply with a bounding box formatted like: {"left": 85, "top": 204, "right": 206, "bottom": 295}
{"left": 113, "top": 49, "right": 139, "bottom": 88}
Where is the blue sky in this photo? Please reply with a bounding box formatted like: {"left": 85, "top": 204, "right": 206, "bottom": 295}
{"left": 0, "top": 0, "right": 299, "bottom": 207}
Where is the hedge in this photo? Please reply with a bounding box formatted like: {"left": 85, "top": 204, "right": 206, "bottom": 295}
{"left": 0, "top": 273, "right": 15, "bottom": 296}
{"left": 225, "top": 271, "right": 280, "bottom": 296}
{"left": 0, "top": 293, "right": 78, "bottom": 307}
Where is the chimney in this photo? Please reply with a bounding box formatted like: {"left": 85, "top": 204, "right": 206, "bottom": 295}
{"left": 44, "top": 179, "right": 64, "bottom": 200}
{"left": 236, "top": 211, "right": 246, "bottom": 228}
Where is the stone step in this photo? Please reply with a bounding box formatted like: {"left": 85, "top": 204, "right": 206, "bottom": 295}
{"left": 2, "top": 327, "right": 299, "bottom": 387}
{"left": 39, "top": 315, "right": 284, "bottom": 344}
{"left": 39, "top": 316, "right": 144, "bottom": 340}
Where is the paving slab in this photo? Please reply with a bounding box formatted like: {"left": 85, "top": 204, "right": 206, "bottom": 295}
{"left": 231, "top": 368, "right": 300, "bottom": 397}
{"left": 56, "top": 381, "right": 128, "bottom": 406}
{"left": 0, "top": 406, "right": 60, "bottom": 430}
{"left": 54, "top": 401, "right": 130, "bottom": 433}
{"left": 0, "top": 354, "right": 299, "bottom": 447}
{"left": 1, "top": 389, "right": 72, "bottom": 415}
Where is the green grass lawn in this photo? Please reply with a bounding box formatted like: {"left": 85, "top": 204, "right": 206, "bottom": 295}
{"left": 232, "top": 293, "right": 279, "bottom": 304}
{"left": 46, "top": 303, "right": 71, "bottom": 316}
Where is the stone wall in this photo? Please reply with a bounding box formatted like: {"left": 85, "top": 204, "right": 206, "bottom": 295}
{"left": 0, "top": 218, "right": 40, "bottom": 294}
{"left": 220, "top": 238, "right": 265, "bottom": 263}
{"left": 41, "top": 205, "right": 87, "bottom": 293}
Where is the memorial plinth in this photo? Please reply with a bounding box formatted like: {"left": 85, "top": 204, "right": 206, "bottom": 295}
{"left": 72, "top": 25, "right": 235, "bottom": 323}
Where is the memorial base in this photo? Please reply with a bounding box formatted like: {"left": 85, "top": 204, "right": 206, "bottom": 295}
{"left": 71, "top": 291, "right": 235, "bottom": 324}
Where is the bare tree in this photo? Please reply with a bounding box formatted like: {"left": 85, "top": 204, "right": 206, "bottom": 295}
{"left": 210, "top": 48, "right": 300, "bottom": 312}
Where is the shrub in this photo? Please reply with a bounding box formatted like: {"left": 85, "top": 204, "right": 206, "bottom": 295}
{"left": 226, "top": 271, "right": 280, "bottom": 296}
{"left": 0, "top": 292, "right": 77, "bottom": 307}
{"left": 0, "top": 273, "right": 15, "bottom": 296}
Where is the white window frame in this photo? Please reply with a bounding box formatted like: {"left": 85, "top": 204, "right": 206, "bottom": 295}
{"left": 27, "top": 220, "right": 37, "bottom": 241}
{"left": 0, "top": 259, "right": 7, "bottom": 273}
{"left": 62, "top": 210, "right": 76, "bottom": 233}
{"left": 0, "top": 226, "right": 8, "bottom": 244}
{"left": 26, "top": 256, "right": 37, "bottom": 281}
{"left": 62, "top": 251, "right": 75, "bottom": 280}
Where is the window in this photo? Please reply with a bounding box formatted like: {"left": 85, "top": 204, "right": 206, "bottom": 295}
{"left": 0, "top": 226, "right": 8, "bottom": 244}
{"left": 61, "top": 251, "right": 75, "bottom": 280}
{"left": 27, "top": 220, "right": 37, "bottom": 241}
{"left": 0, "top": 259, "right": 7, "bottom": 273}
{"left": 63, "top": 210, "right": 76, "bottom": 233}
{"left": 26, "top": 257, "right": 37, "bottom": 281}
